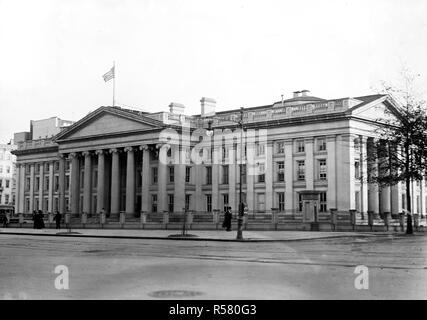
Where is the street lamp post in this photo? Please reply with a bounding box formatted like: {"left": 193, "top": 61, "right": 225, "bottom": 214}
{"left": 236, "top": 107, "right": 244, "bottom": 240}
{"left": 206, "top": 107, "right": 246, "bottom": 240}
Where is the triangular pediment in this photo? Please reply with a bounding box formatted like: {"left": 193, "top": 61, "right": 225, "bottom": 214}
{"left": 55, "top": 107, "right": 164, "bottom": 141}
{"left": 348, "top": 95, "right": 402, "bottom": 123}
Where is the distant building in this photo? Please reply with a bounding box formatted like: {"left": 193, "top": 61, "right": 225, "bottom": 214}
{"left": 0, "top": 142, "right": 17, "bottom": 206}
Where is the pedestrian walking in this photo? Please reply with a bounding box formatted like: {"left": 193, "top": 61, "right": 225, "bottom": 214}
{"left": 54, "top": 211, "right": 62, "bottom": 229}
{"left": 32, "top": 210, "right": 37, "bottom": 229}
{"left": 222, "top": 206, "right": 232, "bottom": 232}
{"left": 37, "top": 210, "right": 45, "bottom": 229}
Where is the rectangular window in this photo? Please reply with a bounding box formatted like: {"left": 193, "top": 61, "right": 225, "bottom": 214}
{"left": 278, "top": 192, "right": 285, "bottom": 211}
{"left": 66, "top": 161, "right": 71, "bottom": 171}
{"left": 223, "top": 194, "right": 229, "bottom": 210}
{"left": 256, "top": 143, "right": 265, "bottom": 156}
{"left": 354, "top": 161, "right": 360, "bottom": 179}
{"left": 185, "top": 194, "right": 191, "bottom": 211}
{"left": 93, "top": 170, "right": 98, "bottom": 188}
{"left": 25, "top": 198, "right": 30, "bottom": 212}
{"left": 6, "top": 166, "right": 10, "bottom": 174}
{"left": 5, "top": 180, "right": 10, "bottom": 188}
{"left": 43, "top": 198, "right": 49, "bottom": 211}
{"left": 319, "top": 159, "right": 327, "bottom": 180}
{"left": 168, "top": 194, "right": 174, "bottom": 212}
{"left": 277, "top": 161, "right": 285, "bottom": 182}
{"left": 152, "top": 167, "right": 158, "bottom": 184}
{"left": 35, "top": 177, "right": 40, "bottom": 191}
{"left": 168, "top": 166, "right": 174, "bottom": 183}
{"left": 26, "top": 165, "right": 30, "bottom": 174}
{"left": 5, "top": 194, "right": 9, "bottom": 204}
{"left": 222, "top": 147, "right": 228, "bottom": 159}
{"left": 65, "top": 197, "right": 70, "bottom": 212}
{"left": 297, "top": 140, "right": 305, "bottom": 153}
{"left": 206, "top": 194, "right": 212, "bottom": 212}
{"left": 54, "top": 161, "right": 59, "bottom": 172}
{"left": 35, "top": 164, "right": 40, "bottom": 174}
{"left": 258, "top": 163, "right": 265, "bottom": 183}
{"left": 320, "top": 192, "right": 327, "bottom": 212}
{"left": 277, "top": 142, "right": 285, "bottom": 154}
{"left": 65, "top": 175, "right": 70, "bottom": 190}
{"left": 151, "top": 195, "right": 157, "bottom": 212}
{"left": 318, "top": 138, "right": 326, "bottom": 151}
{"left": 222, "top": 165, "right": 229, "bottom": 184}
{"left": 297, "top": 160, "right": 305, "bottom": 180}
{"left": 54, "top": 198, "right": 59, "bottom": 212}
{"left": 25, "top": 177, "right": 30, "bottom": 191}
{"left": 185, "top": 166, "right": 191, "bottom": 183}
{"left": 44, "top": 176, "right": 49, "bottom": 191}
{"left": 44, "top": 163, "right": 49, "bottom": 172}
{"left": 206, "top": 166, "right": 212, "bottom": 185}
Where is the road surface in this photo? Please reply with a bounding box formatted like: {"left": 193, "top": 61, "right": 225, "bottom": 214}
{"left": 0, "top": 233, "right": 426, "bottom": 299}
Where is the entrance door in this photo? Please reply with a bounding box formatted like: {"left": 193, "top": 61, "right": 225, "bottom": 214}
{"left": 303, "top": 201, "right": 314, "bottom": 222}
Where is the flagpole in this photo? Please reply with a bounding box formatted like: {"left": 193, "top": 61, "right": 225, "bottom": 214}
{"left": 113, "top": 61, "right": 115, "bottom": 107}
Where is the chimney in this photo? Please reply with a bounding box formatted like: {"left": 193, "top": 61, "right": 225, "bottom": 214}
{"left": 293, "top": 91, "right": 301, "bottom": 98}
{"left": 301, "top": 89, "right": 310, "bottom": 97}
{"left": 169, "top": 102, "right": 185, "bottom": 115}
{"left": 281, "top": 94, "right": 284, "bottom": 106}
{"left": 200, "top": 97, "right": 216, "bottom": 117}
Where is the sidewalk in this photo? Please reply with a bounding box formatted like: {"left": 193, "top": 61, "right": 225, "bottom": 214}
{"left": 0, "top": 227, "right": 393, "bottom": 242}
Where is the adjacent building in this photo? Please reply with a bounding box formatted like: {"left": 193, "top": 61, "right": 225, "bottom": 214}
{"left": 11, "top": 91, "right": 426, "bottom": 223}
{"left": 0, "top": 142, "right": 17, "bottom": 206}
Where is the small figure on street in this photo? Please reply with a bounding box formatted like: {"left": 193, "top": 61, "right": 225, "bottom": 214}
{"left": 0, "top": 212, "right": 8, "bottom": 228}
{"left": 222, "top": 206, "right": 232, "bottom": 232}
{"left": 32, "top": 210, "right": 37, "bottom": 229}
{"left": 36, "top": 210, "right": 45, "bottom": 229}
{"left": 405, "top": 209, "right": 413, "bottom": 234}
{"left": 54, "top": 211, "right": 62, "bottom": 229}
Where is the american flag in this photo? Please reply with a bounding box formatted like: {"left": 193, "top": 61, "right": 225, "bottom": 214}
{"left": 103, "top": 66, "right": 115, "bottom": 82}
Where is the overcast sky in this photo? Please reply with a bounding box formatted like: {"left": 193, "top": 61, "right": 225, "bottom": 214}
{"left": 1, "top": 0, "right": 427, "bottom": 143}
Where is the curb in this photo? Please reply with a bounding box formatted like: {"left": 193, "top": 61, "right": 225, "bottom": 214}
{"left": 0, "top": 231, "right": 390, "bottom": 243}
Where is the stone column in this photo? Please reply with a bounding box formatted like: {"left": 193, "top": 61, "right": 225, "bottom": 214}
{"left": 125, "top": 147, "right": 136, "bottom": 214}
{"left": 110, "top": 148, "right": 120, "bottom": 215}
{"left": 157, "top": 144, "right": 167, "bottom": 213}
{"left": 48, "top": 161, "right": 54, "bottom": 212}
{"left": 229, "top": 146, "right": 237, "bottom": 211}
{"left": 58, "top": 155, "right": 66, "bottom": 214}
{"left": 284, "top": 139, "right": 293, "bottom": 213}
{"left": 212, "top": 147, "right": 220, "bottom": 211}
{"left": 194, "top": 163, "right": 203, "bottom": 212}
{"left": 69, "top": 153, "right": 80, "bottom": 214}
{"left": 39, "top": 162, "right": 44, "bottom": 210}
{"left": 174, "top": 146, "right": 185, "bottom": 213}
{"left": 82, "top": 151, "right": 92, "bottom": 214}
{"left": 391, "top": 182, "right": 402, "bottom": 216}
{"left": 15, "top": 163, "right": 21, "bottom": 213}
{"left": 29, "top": 163, "right": 34, "bottom": 212}
{"left": 18, "top": 164, "right": 25, "bottom": 213}
{"left": 305, "top": 138, "right": 314, "bottom": 190}
{"left": 265, "top": 142, "right": 274, "bottom": 212}
{"left": 326, "top": 135, "right": 337, "bottom": 209}
{"left": 359, "top": 136, "right": 368, "bottom": 216}
{"left": 381, "top": 186, "right": 391, "bottom": 214}
{"left": 95, "top": 150, "right": 105, "bottom": 214}
{"left": 140, "top": 145, "right": 150, "bottom": 212}
{"left": 367, "top": 139, "right": 380, "bottom": 215}
{"left": 336, "top": 134, "right": 356, "bottom": 211}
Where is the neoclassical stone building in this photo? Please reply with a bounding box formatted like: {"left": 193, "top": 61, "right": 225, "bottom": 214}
{"left": 12, "top": 91, "right": 426, "bottom": 222}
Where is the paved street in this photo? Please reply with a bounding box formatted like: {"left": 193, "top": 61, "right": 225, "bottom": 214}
{"left": 0, "top": 232, "right": 426, "bottom": 299}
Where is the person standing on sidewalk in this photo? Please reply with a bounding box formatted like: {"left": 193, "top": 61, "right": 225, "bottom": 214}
{"left": 222, "top": 206, "right": 232, "bottom": 232}
{"left": 54, "top": 211, "right": 62, "bottom": 229}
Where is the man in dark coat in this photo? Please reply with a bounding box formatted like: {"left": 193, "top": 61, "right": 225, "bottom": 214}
{"left": 54, "top": 211, "right": 62, "bottom": 229}
{"left": 37, "top": 210, "right": 45, "bottom": 229}
{"left": 222, "top": 206, "right": 232, "bottom": 232}
{"left": 32, "top": 210, "right": 37, "bottom": 229}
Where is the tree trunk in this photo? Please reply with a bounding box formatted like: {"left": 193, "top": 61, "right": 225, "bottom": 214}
{"left": 405, "top": 141, "right": 413, "bottom": 234}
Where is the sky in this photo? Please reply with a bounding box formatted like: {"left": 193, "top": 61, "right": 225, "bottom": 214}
{"left": 1, "top": 0, "right": 427, "bottom": 143}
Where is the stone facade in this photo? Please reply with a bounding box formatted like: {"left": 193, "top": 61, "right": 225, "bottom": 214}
{"left": 12, "top": 92, "right": 427, "bottom": 221}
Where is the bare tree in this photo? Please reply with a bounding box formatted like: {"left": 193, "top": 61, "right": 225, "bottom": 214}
{"left": 367, "top": 69, "right": 427, "bottom": 234}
